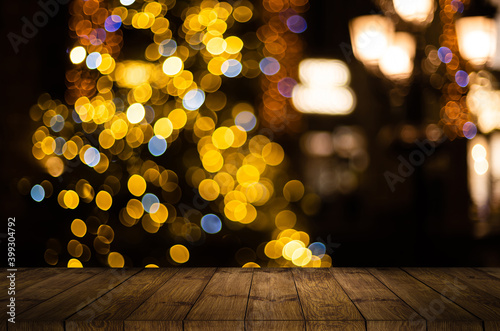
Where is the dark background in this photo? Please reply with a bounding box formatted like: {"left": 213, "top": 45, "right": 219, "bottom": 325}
{"left": 1, "top": 0, "right": 499, "bottom": 267}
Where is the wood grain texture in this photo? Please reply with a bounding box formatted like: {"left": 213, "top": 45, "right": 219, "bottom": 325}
{"left": 246, "top": 268, "right": 303, "bottom": 321}
{"left": 293, "top": 268, "right": 363, "bottom": 321}
{"left": 441, "top": 268, "right": 500, "bottom": 300}
{"left": 426, "top": 321, "right": 483, "bottom": 331}
{"left": 186, "top": 268, "right": 253, "bottom": 321}
{"left": 404, "top": 267, "right": 500, "bottom": 321}
{"left": 368, "top": 268, "right": 480, "bottom": 326}
{"left": 485, "top": 321, "right": 500, "bottom": 331}
{"left": 184, "top": 321, "right": 244, "bottom": 330}
{"left": 18, "top": 269, "right": 139, "bottom": 322}
{"left": 246, "top": 320, "right": 304, "bottom": 330}
{"left": 67, "top": 269, "right": 178, "bottom": 330}
{"left": 127, "top": 268, "right": 216, "bottom": 321}
{"left": 65, "top": 320, "right": 122, "bottom": 331}
{"left": 306, "top": 321, "right": 365, "bottom": 331}
{"left": 367, "top": 321, "right": 425, "bottom": 331}
{"left": 15, "top": 268, "right": 102, "bottom": 314}
{"left": 9, "top": 321, "right": 64, "bottom": 331}
{"left": 331, "top": 268, "right": 417, "bottom": 321}
{"left": 124, "top": 321, "right": 182, "bottom": 331}
{"left": 476, "top": 267, "right": 500, "bottom": 280}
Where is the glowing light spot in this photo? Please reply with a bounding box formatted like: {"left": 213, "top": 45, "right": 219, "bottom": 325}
{"left": 68, "top": 259, "right": 83, "bottom": 268}
{"left": 199, "top": 179, "right": 220, "bottom": 201}
{"left": 472, "top": 144, "right": 487, "bottom": 161}
{"left": 126, "top": 103, "right": 145, "bottom": 124}
{"left": 154, "top": 117, "right": 174, "bottom": 138}
{"left": 259, "top": 57, "right": 280, "bottom": 76}
{"left": 455, "top": 70, "right": 469, "bottom": 87}
{"left": 183, "top": 89, "right": 205, "bottom": 111}
{"left": 225, "top": 36, "right": 243, "bottom": 54}
{"left": 148, "top": 135, "right": 167, "bottom": 156}
{"left": 108, "top": 252, "right": 125, "bottom": 267}
{"left": 120, "top": 0, "right": 135, "bottom": 5}
{"left": 265, "top": 240, "right": 284, "bottom": 259}
{"left": 201, "top": 214, "right": 222, "bottom": 234}
{"left": 84, "top": 147, "right": 101, "bottom": 167}
{"left": 96, "top": 191, "right": 112, "bottom": 211}
{"left": 206, "top": 37, "right": 227, "bottom": 55}
{"left": 221, "top": 59, "right": 242, "bottom": 78}
{"left": 159, "top": 39, "right": 177, "bottom": 56}
{"left": 50, "top": 115, "right": 65, "bottom": 132}
{"left": 438, "top": 47, "right": 453, "bottom": 63}
{"left": 89, "top": 28, "right": 106, "bottom": 46}
{"left": 308, "top": 242, "right": 326, "bottom": 258}
{"left": 71, "top": 219, "right": 87, "bottom": 237}
{"left": 283, "top": 180, "right": 305, "bottom": 202}
{"left": 127, "top": 175, "right": 146, "bottom": 197}
{"left": 162, "top": 56, "right": 183, "bottom": 76}
{"left": 31, "top": 184, "right": 45, "bottom": 202}
{"left": 242, "top": 262, "right": 260, "bottom": 268}
{"left": 142, "top": 193, "right": 160, "bottom": 213}
{"left": 54, "top": 137, "right": 66, "bottom": 155}
{"left": 105, "top": 15, "right": 122, "bottom": 32}
{"left": 463, "top": 122, "right": 477, "bottom": 140}
{"left": 235, "top": 111, "right": 256, "bottom": 132}
{"left": 451, "top": 0, "right": 464, "bottom": 13}
{"left": 236, "top": 165, "right": 260, "bottom": 184}
{"left": 212, "top": 127, "right": 235, "bottom": 149}
{"left": 70, "top": 46, "right": 86, "bottom": 64}
{"left": 283, "top": 240, "right": 305, "bottom": 260}
{"left": 292, "top": 247, "right": 312, "bottom": 266}
{"left": 170, "top": 244, "right": 189, "bottom": 263}
{"left": 287, "top": 15, "right": 307, "bottom": 33}
{"left": 262, "top": 142, "right": 285, "bottom": 166}
{"left": 86, "top": 52, "right": 102, "bottom": 70}
{"left": 64, "top": 190, "right": 80, "bottom": 209}
{"left": 475, "top": 159, "right": 489, "bottom": 175}
{"left": 278, "top": 77, "right": 297, "bottom": 98}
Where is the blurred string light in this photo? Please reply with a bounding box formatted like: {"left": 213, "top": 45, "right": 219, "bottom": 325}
{"left": 25, "top": 0, "right": 330, "bottom": 268}
{"left": 258, "top": 0, "right": 310, "bottom": 134}
{"left": 292, "top": 59, "right": 356, "bottom": 115}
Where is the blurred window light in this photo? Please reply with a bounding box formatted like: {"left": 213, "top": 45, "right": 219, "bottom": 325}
{"left": 468, "top": 136, "right": 490, "bottom": 218}
{"left": 456, "top": 17, "right": 497, "bottom": 66}
{"left": 301, "top": 132, "right": 335, "bottom": 157}
{"left": 349, "top": 15, "right": 394, "bottom": 67}
{"left": 292, "top": 59, "right": 356, "bottom": 115}
{"left": 393, "top": 0, "right": 435, "bottom": 25}
{"left": 379, "top": 32, "right": 416, "bottom": 81}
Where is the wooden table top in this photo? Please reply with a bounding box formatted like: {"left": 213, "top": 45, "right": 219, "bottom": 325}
{"left": 2, "top": 267, "right": 500, "bottom": 330}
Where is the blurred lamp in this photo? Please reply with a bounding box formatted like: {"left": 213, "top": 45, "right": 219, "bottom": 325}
{"left": 292, "top": 59, "right": 356, "bottom": 115}
{"left": 393, "top": 0, "right": 435, "bottom": 25}
{"left": 456, "top": 17, "right": 497, "bottom": 66}
{"left": 379, "top": 32, "right": 416, "bottom": 81}
{"left": 349, "top": 15, "right": 394, "bottom": 67}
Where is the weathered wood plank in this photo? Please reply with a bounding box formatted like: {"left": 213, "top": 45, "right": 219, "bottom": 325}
{"left": 246, "top": 268, "right": 302, "bottom": 321}
{"left": 0, "top": 269, "right": 66, "bottom": 301}
{"left": 67, "top": 269, "right": 178, "bottom": 330}
{"left": 485, "top": 321, "right": 500, "bottom": 331}
{"left": 404, "top": 268, "right": 500, "bottom": 321}
{"left": 246, "top": 320, "right": 304, "bottom": 330}
{"left": 17, "top": 268, "right": 139, "bottom": 327}
{"left": 441, "top": 268, "right": 500, "bottom": 300}
{"left": 368, "top": 268, "right": 481, "bottom": 330}
{"left": 367, "top": 321, "right": 424, "bottom": 331}
{"left": 331, "top": 268, "right": 417, "bottom": 322}
{"left": 124, "top": 321, "right": 181, "bottom": 331}
{"left": 183, "top": 321, "right": 244, "bottom": 331}
{"left": 306, "top": 321, "right": 365, "bottom": 330}
{"left": 15, "top": 268, "right": 103, "bottom": 314}
{"left": 292, "top": 268, "right": 363, "bottom": 322}
{"left": 126, "top": 268, "right": 215, "bottom": 323}
{"left": 426, "top": 321, "right": 483, "bottom": 331}
{"left": 186, "top": 268, "right": 252, "bottom": 321}
{"left": 476, "top": 267, "right": 500, "bottom": 280}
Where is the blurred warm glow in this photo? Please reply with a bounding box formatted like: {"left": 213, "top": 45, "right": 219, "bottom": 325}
{"left": 292, "top": 59, "right": 356, "bottom": 115}
{"left": 468, "top": 136, "right": 490, "bottom": 220}
{"left": 393, "top": 0, "right": 435, "bottom": 25}
{"left": 349, "top": 15, "right": 394, "bottom": 67}
{"left": 379, "top": 32, "right": 416, "bottom": 81}
{"left": 456, "top": 17, "right": 496, "bottom": 66}
{"left": 466, "top": 71, "right": 500, "bottom": 133}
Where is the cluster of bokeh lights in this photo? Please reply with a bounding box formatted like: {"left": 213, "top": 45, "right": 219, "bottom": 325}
{"left": 24, "top": 0, "right": 330, "bottom": 269}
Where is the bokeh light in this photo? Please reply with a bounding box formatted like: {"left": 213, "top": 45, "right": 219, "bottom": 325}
{"left": 31, "top": 184, "right": 45, "bottom": 202}
{"left": 201, "top": 214, "right": 222, "bottom": 234}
